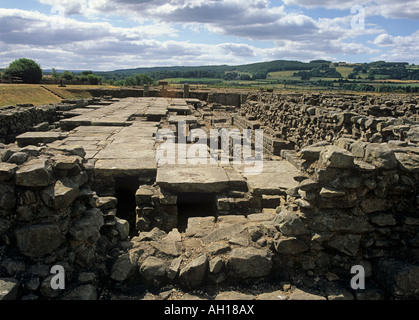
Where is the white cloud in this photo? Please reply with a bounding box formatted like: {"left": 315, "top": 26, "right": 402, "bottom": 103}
{"left": 372, "top": 31, "right": 419, "bottom": 63}
{"left": 283, "top": 0, "right": 419, "bottom": 20}
{"left": 1, "top": 0, "right": 416, "bottom": 70}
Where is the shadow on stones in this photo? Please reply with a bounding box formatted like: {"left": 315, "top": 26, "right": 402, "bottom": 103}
{"left": 177, "top": 193, "right": 217, "bottom": 233}
{"left": 114, "top": 176, "right": 139, "bottom": 237}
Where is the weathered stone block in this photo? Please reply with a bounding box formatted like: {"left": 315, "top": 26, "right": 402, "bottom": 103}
{"left": 15, "top": 159, "right": 53, "bottom": 187}
{"left": 69, "top": 208, "right": 104, "bottom": 242}
{"left": 319, "top": 146, "right": 354, "bottom": 169}
{"left": 135, "top": 186, "right": 155, "bottom": 205}
{"left": 62, "top": 285, "right": 97, "bottom": 300}
{"left": 0, "top": 163, "right": 18, "bottom": 182}
{"left": 370, "top": 213, "right": 397, "bottom": 227}
{"left": 360, "top": 198, "right": 391, "bottom": 214}
{"left": 167, "top": 256, "right": 182, "bottom": 280}
{"left": 0, "top": 183, "right": 15, "bottom": 210}
{"left": 41, "top": 179, "right": 79, "bottom": 209}
{"left": 364, "top": 144, "right": 398, "bottom": 170}
{"left": 179, "top": 254, "right": 208, "bottom": 287}
{"left": 7, "top": 152, "right": 28, "bottom": 165}
{"left": 320, "top": 187, "right": 346, "bottom": 198}
{"left": 0, "top": 278, "right": 19, "bottom": 300}
{"left": 139, "top": 257, "right": 167, "bottom": 281}
{"left": 209, "top": 257, "right": 224, "bottom": 274}
{"left": 350, "top": 141, "right": 368, "bottom": 158}
{"left": 274, "top": 237, "right": 309, "bottom": 255}
{"left": 274, "top": 210, "right": 308, "bottom": 236}
{"left": 115, "top": 218, "right": 130, "bottom": 240}
{"left": 226, "top": 247, "right": 272, "bottom": 278}
{"left": 111, "top": 251, "right": 140, "bottom": 282}
{"left": 298, "top": 146, "right": 324, "bottom": 162}
{"left": 96, "top": 197, "right": 118, "bottom": 210}
{"left": 326, "top": 216, "right": 373, "bottom": 234}
{"left": 15, "top": 224, "right": 65, "bottom": 257}
{"left": 52, "top": 155, "right": 81, "bottom": 170}
{"left": 326, "top": 234, "right": 362, "bottom": 257}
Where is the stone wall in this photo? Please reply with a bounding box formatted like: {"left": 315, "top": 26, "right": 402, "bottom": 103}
{"left": 273, "top": 138, "right": 419, "bottom": 299}
{"left": 0, "top": 144, "right": 128, "bottom": 300}
{"left": 0, "top": 99, "right": 91, "bottom": 144}
{"left": 89, "top": 88, "right": 244, "bottom": 107}
{"left": 240, "top": 92, "right": 419, "bottom": 150}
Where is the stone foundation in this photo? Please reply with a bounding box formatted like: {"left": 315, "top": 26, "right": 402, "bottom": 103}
{"left": 1, "top": 91, "right": 418, "bottom": 300}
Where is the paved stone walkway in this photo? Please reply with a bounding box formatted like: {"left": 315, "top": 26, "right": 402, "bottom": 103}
{"left": 42, "top": 97, "right": 302, "bottom": 196}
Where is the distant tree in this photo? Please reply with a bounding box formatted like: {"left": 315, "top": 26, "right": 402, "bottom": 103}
{"left": 51, "top": 68, "right": 59, "bottom": 80}
{"left": 61, "top": 71, "right": 75, "bottom": 81}
{"left": 348, "top": 73, "right": 357, "bottom": 79}
{"left": 87, "top": 74, "right": 101, "bottom": 85}
{"left": 81, "top": 71, "right": 93, "bottom": 76}
{"left": 4, "top": 58, "right": 43, "bottom": 83}
{"left": 135, "top": 74, "right": 154, "bottom": 86}
{"left": 300, "top": 72, "right": 311, "bottom": 81}
{"left": 124, "top": 76, "right": 136, "bottom": 86}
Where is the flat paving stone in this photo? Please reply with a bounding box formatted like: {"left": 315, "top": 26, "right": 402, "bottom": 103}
{"left": 168, "top": 115, "right": 198, "bottom": 124}
{"left": 156, "top": 164, "right": 231, "bottom": 193}
{"left": 94, "top": 159, "right": 157, "bottom": 177}
{"left": 17, "top": 132, "right": 67, "bottom": 147}
{"left": 238, "top": 160, "right": 301, "bottom": 195}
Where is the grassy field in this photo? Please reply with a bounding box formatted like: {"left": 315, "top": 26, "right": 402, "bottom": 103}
{"left": 0, "top": 84, "right": 61, "bottom": 106}
{"left": 267, "top": 71, "right": 296, "bottom": 80}
{"left": 335, "top": 66, "right": 354, "bottom": 78}
{"left": 0, "top": 84, "right": 115, "bottom": 107}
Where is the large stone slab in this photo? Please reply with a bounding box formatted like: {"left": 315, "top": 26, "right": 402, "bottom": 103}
{"left": 94, "top": 143, "right": 155, "bottom": 159}
{"left": 240, "top": 161, "right": 300, "bottom": 195}
{"left": 156, "top": 165, "right": 231, "bottom": 193}
{"left": 226, "top": 247, "right": 272, "bottom": 279}
{"left": 16, "top": 132, "right": 67, "bottom": 147}
{"left": 94, "top": 159, "right": 157, "bottom": 177}
{"left": 15, "top": 224, "right": 66, "bottom": 257}
{"left": 15, "top": 159, "right": 53, "bottom": 187}
{"left": 179, "top": 254, "right": 208, "bottom": 287}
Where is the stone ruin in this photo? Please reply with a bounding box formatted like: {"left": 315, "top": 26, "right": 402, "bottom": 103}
{"left": 0, "top": 89, "right": 418, "bottom": 300}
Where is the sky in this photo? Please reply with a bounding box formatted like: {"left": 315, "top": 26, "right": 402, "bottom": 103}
{"left": 0, "top": 0, "right": 418, "bottom": 71}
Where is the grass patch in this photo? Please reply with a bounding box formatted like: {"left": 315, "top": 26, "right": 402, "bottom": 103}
{"left": 335, "top": 66, "right": 354, "bottom": 78}
{"left": 0, "top": 84, "right": 61, "bottom": 107}
{"left": 267, "top": 71, "right": 298, "bottom": 79}
{"left": 0, "top": 84, "right": 116, "bottom": 107}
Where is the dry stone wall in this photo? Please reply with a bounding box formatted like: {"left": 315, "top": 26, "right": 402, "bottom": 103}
{"left": 0, "top": 99, "right": 92, "bottom": 144}
{"left": 236, "top": 92, "right": 419, "bottom": 299}
{"left": 0, "top": 144, "right": 128, "bottom": 300}
{"left": 240, "top": 93, "right": 419, "bottom": 150}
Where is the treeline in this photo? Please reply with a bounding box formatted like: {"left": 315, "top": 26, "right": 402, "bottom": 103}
{"left": 111, "top": 74, "right": 154, "bottom": 87}
{"left": 51, "top": 70, "right": 103, "bottom": 85}
{"left": 98, "top": 60, "right": 337, "bottom": 82}
{"left": 350, "top": 61, "right": 419, "bottom": 81}
{"left": 341, "top": 83, "right": 419, "bottom": 93}
{"left": 294, "top": 66, "right": 343, "bottom": 80}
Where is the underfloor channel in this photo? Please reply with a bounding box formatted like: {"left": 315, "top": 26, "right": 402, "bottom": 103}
{"left": 177, "top": 193, "right": 217, "bottom": 233}
{"left": 114, "top": 176, "right": 140, "bottom": 237}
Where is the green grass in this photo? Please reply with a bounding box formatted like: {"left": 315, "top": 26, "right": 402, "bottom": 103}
{"left": 267, "top": 71, "right": 298, "bottom": 79}
{"left": 0, "top": 84, "right": 61, "bottom": 106}
{"left": 0, "top": 84, "right": 116, "bottom": 107}
{"left": 163, "top": 78, "right": 224, "bottom": 85}
{"left": 335, "top": 66, "right": 355, "bottom": 78}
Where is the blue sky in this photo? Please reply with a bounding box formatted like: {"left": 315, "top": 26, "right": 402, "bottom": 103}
{"left": 0, "top": 0, "right": 418, "bottom": 71}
